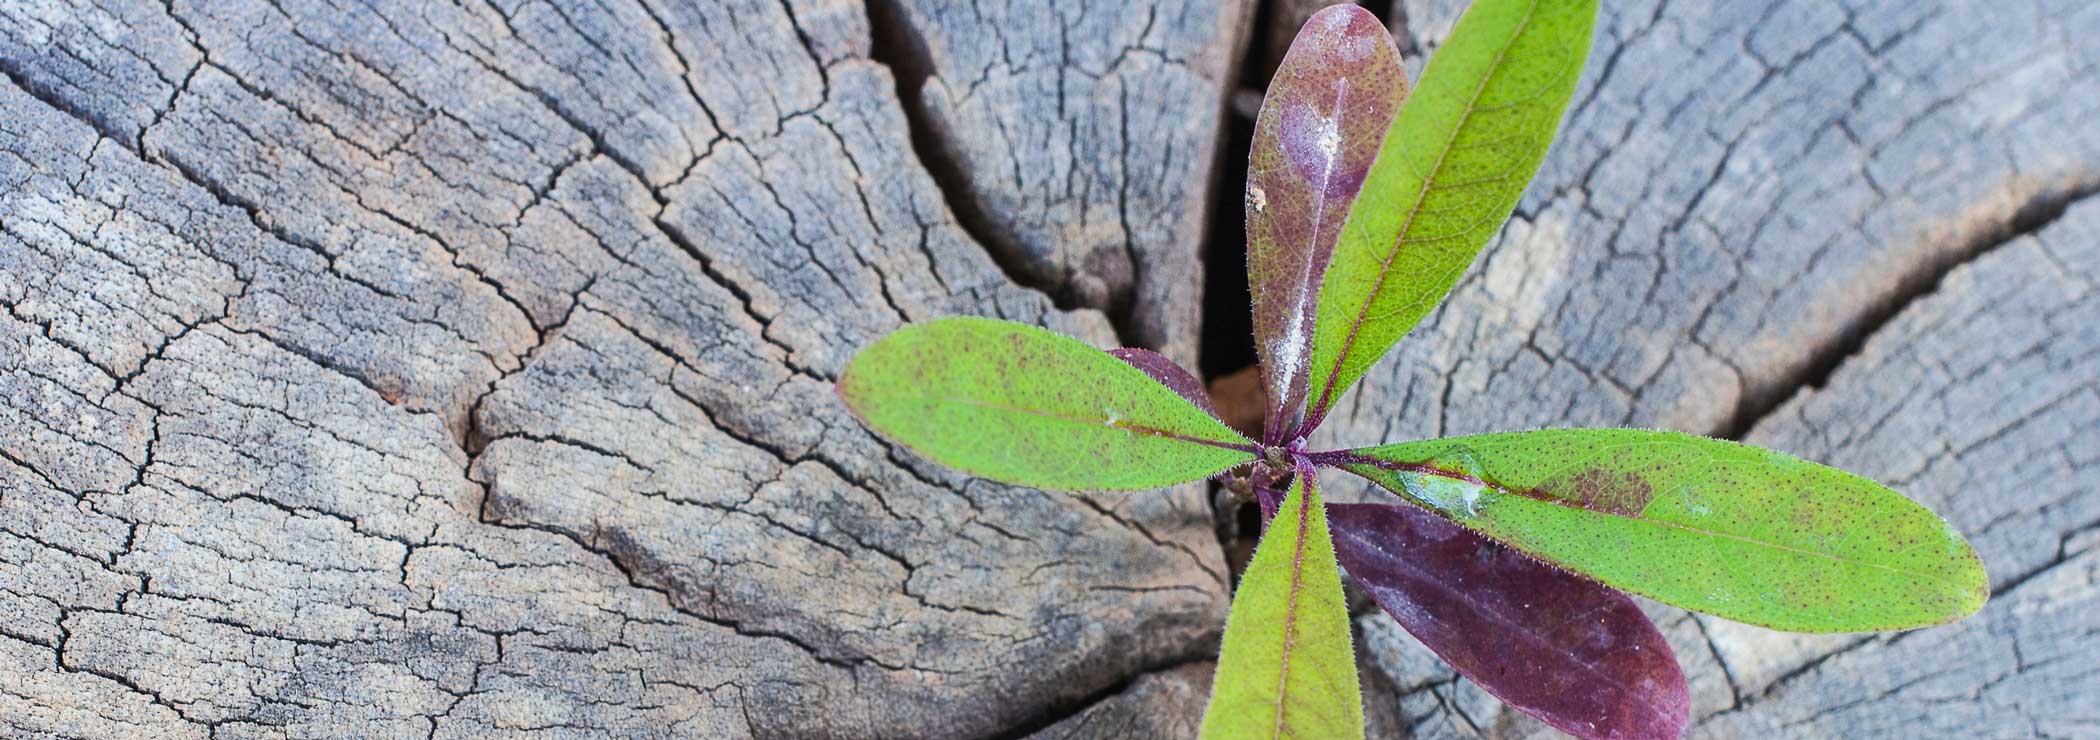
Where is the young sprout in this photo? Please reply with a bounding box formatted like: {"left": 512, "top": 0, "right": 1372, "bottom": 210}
{"left": 837, "top": 2, "right": 1987, "bottom": 738}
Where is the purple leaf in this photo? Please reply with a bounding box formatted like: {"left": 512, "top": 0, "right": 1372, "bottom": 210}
{"left": 1246, "top": 5, "right": 1407, "bottom": 444}
{"left": 1329, "top": 503, "right": 1689, "bottom": 740}
{"left": 1108, "top": 347, "right": 1219, "bottom": 417}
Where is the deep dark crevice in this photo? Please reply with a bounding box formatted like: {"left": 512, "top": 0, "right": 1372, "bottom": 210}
{"left": 1717, "top": 179, "right": 2100, "bottom": 441}
{"left": 1238, "top": 0, "right": 1281, "bottom": 86}
{"left": 1197, "top": 0, "right": 1272, "bottom": 377}
{"left": 863, "top": 0, "right": 1085, "bottom": 317}
{"left": 1196, "top": 96, "right": 1258, "bottom": 379}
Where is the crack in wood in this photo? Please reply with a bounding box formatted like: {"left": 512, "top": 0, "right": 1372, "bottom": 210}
{"left": 1718, "top": 179, "right": 2100, "bottom": 441}
{"left": 863, "top": 0, "right": 1090, "bottom": 320}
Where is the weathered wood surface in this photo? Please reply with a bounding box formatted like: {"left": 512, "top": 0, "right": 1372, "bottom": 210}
{"left": 0, "top": 0, "right": 2093, "bottom": 739}
{"left": 0, "top": 0, "right": 1242, "bottom": 736}
{"left": 880, "top": 0, "right": 1253, "bottom": 366}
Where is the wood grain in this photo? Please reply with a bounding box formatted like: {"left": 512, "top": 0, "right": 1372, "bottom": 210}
{"left": 2, "top": 0, "right": 2093, "bottom": 736}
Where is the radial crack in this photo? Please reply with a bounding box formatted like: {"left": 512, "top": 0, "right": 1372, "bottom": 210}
{"left": 1718, "top": 178, "right": 2100, "bottom": 440}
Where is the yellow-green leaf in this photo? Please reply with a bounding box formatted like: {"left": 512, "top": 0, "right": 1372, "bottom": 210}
{"left": 1201, "top": 473, "right": 1362, "bottom": 739}
{"left": 837, "top": 317, "right": 1256, "bottom": 491}
{"left": 1330, "top": 429, "right": 1989, "bottom": 632}
{"left": 1305, "top": 0, "right": 1597, "bottom": 425}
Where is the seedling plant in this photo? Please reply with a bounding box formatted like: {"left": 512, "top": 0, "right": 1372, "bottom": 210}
{"left": 837, "top": 2, "right": 1988, "bottom": 738}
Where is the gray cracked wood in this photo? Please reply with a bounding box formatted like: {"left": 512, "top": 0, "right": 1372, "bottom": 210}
{"left": 5, "top": 0, "right": 2096, "bottom": 737}
{"left": 1331, "top": 0, "right": 2100, "bottom": 738}
{"left": 879, "top": 0, "right": 1256, "bottom": 366}
{"left": 0, "top": 0, "right": 1244, "bottom": 736}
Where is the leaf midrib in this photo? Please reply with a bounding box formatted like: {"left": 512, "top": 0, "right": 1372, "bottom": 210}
{"left": 1309, "top": 0, "right": 1543, "bottom": 425}
{"left": 1270, "top": 478, "right": 1315, "bottom": 739}
{"left": 1275, "top": 76, "right": 1354, "bottom": 443}
{"left": 1348, "top": 457, "right": 1972, "bottom": 588}
{"left": 900, "top": 393, "right": 1257, "bottom": 452}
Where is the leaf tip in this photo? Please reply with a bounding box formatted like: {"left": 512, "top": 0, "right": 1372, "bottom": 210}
{"left": 1303, "top": 2, "right": 1380, "bottom": 31}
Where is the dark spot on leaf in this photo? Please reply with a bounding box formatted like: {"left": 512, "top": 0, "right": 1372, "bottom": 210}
{"left": 1547, "top": 468, "right": 1654, "bottom": 516}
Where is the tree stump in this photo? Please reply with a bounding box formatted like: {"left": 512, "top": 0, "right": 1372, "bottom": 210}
{"left": 1, "top": 0, "right": 2092, "bottom": 738}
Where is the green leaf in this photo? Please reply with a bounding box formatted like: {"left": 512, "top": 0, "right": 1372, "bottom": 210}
{"left": 1304, "top": 0, "right": 1597, "bottom": 424}
{"left": 1201, "top": 472, "right": 1362, "bottom": 740}
{"left": 837, "top": 317, "right": 1256, "bottom": 491}
{"left": 1330, "top": 430, "right": 1989, "bottom": 632}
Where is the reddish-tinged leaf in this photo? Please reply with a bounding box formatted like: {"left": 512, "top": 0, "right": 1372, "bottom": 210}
{"left": 1109, "top": 347, "right": 1219, "bottom": 417}
{"left": 1246, "top": 5, "right": 1407, "bottom": 444}
{"left": 1329, "top": 503, "right": 1688, "bottom": 740}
